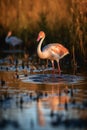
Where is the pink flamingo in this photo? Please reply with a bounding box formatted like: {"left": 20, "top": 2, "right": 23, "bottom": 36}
{"left": 37, "top": 31, "right": 69, "bottom": 74}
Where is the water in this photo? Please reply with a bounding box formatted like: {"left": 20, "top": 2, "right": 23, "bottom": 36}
{"left": 0, "top": 66, "right": 87, "bottom": 130}
{"left": 21, "top": 73, "right": 85, "bottom": 85}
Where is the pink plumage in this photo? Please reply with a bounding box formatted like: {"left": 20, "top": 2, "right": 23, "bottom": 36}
{"left": 37, "top": 31, "right": 69, "bottom": 74}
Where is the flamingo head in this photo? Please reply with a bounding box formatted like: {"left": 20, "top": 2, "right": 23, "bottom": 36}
{"left": 37, "top": 31, "right": 45, "bottom": 41}
{"left": 7, "top": 31, "right": 12, "bottom": 37}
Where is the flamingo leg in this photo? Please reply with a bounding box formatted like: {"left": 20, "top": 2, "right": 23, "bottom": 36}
{"left": 51, "top": 60, "right": 55, "bottom": 74}
{"left": 57, "top": 61, "right": 61, "bottom": 75}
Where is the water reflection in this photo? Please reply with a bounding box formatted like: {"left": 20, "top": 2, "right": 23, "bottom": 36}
{"left": 0, "top": 70, "right": 87, "bottom": 130}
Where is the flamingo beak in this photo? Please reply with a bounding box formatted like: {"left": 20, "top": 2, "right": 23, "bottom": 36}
{"left": 37, "top": 36, "right": 40, "bottom": 42}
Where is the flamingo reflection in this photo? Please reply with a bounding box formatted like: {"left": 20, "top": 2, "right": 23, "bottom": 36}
{"left": 36, "top": 98, "right": 45, "bottom": 126}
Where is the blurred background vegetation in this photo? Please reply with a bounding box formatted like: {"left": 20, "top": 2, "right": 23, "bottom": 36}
{"left": 0, "top": 0, "right": 87, "bottom": 67}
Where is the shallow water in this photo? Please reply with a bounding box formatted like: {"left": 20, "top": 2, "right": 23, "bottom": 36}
{"left": 0, "top": 67, "right": 87, "bottom": 130}
{"left": 21, "top": 73, "right": 86, "bottom": 85}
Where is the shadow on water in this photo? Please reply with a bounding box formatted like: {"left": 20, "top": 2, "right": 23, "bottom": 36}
{"left": 0, "top": 68, "right": 87, "bottom": 130}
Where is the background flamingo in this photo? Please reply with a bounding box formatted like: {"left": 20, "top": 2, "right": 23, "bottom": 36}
{"left": 37, "top": 31, "right": 69, "bottom": 74}
{"left": 5, "top": 31, "right": 23, "bottom": 46}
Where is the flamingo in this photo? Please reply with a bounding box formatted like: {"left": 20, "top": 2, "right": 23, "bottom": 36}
{"left": 5, "top": 31, "right": 22, "bottom": 46}
{"left": 37, "top": 31, "right": 69, "bottom": 74}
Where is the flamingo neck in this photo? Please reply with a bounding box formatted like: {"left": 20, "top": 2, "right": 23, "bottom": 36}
{"left": 37, "top": 37, "right": 45, "bottom": 59}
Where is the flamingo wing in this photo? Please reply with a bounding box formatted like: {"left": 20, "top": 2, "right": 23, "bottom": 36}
{"left": 42, "top": 43, "right": 69, "bottom": 59}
